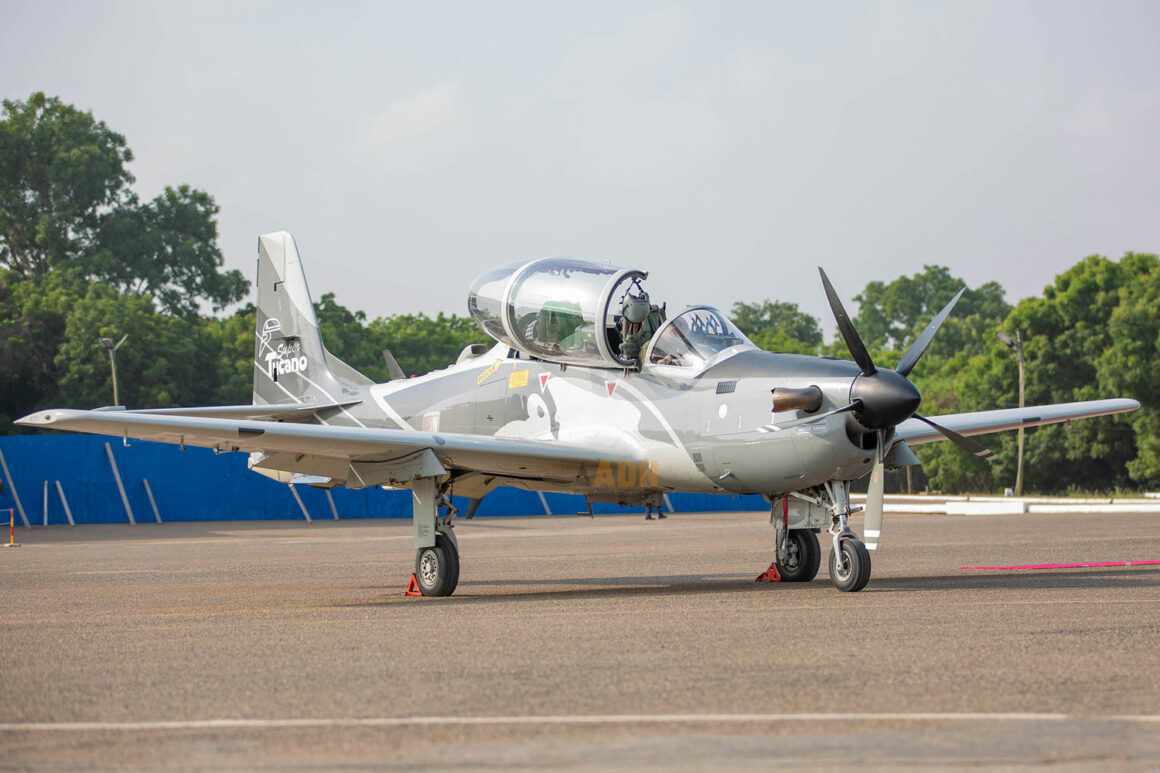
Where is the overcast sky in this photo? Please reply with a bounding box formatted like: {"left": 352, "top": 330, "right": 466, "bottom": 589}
{"left": 3, "top": 0, "right": 1158, "bottom": 327}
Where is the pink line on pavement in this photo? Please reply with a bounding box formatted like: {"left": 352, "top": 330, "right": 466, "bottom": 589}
{"left": 960, "top": 560, "right": 1160, "bottom": 572}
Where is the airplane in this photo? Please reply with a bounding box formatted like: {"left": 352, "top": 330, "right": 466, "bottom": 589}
{"left": 17, "top": 232, "right": 1139, "bottom": 596}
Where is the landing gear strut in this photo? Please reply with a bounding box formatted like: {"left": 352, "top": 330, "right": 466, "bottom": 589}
{"left": 409, "top": 477, "right": 461, "bottom": 597}
{"left": 823, "top": 480, "right": 871, "bottom": 592}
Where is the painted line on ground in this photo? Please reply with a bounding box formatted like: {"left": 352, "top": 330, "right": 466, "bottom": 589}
{"left": 961, "top": 560, "right": 1160, "bottom": 572}
{"left": 3, "top": 713, "right": 1160, "bottom": 732}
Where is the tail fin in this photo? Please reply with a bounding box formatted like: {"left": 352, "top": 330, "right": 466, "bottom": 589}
{"left": 253, "top": 232, "right": 371, "bottom": 406}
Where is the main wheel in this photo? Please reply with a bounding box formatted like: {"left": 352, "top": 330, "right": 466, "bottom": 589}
{"left": 414, "top": 533, "right": 460, "bottom": 597}
{"left": 779, "top": 529, "right": 821, "bottom": 582}
{"left": 828, "top": 537, "right": 871, "bottom": 592}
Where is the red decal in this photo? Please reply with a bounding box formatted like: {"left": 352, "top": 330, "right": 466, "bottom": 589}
{"left": 961, "top": 560, "right": 1160, "bottom": 572}
{"left": 539, "top": 372, "right": 551, "bottom": 391}
{"left": 605, "top": 381, "right": 617, "bottom": 397}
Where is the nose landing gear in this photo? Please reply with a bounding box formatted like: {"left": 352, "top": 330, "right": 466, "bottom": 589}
{"left": 823, "top": 480, "right": 872, "bottom": 592}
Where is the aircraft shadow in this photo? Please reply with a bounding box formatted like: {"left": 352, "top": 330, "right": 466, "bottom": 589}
{"left": 350, "top": 567, "right": 1160, "bottom": 606}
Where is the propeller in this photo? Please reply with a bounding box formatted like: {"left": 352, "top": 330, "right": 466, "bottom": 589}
{"left": 912, "top": 414, "right": 994, "bottom": 459}
{"left": 811, "top": 269, "right": 986, "bottom": 551}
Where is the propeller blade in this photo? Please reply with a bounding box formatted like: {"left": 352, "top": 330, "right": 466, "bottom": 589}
{"left": 382, "top": 349, "right": 406, "bottom": 381}
{"left": 761, "top": 400, "right": 861, "bottom": 432}
{"left": 863, "top": 453, "right": 885, "bottom": 552}
{"left": 818, "top": 267, "right": 876, "bottom": 376}
{"left": 896, "top": 288, "right": 965, "bottom": 377}
{"left": 913, "top": 414, "right": 994, "bottom": 459}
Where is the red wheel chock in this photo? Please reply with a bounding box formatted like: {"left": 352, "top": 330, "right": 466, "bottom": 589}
{"left": 755, "top": 563, "right": 782, "bottom": 583}
{"left": 404, "top": 573, "right": 422, "bottom": 597}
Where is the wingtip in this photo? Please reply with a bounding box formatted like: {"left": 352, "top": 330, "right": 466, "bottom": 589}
{"left": 14, "top": 410, "right": 55, "bottom": 427}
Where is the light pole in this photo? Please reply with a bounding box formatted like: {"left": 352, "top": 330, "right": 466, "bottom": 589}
{"left": 99, "top": 335, "right": 128, "bottom": 406}
{"left": 997, "top": 330, "right": 1025, "bottom": 496}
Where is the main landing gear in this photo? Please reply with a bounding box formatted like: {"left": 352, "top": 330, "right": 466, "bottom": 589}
{"left": 764, "top": 480, "right": 872, "bottom": 592}
{"left": 409, "top": 478, "right": 460, "bottom": 597}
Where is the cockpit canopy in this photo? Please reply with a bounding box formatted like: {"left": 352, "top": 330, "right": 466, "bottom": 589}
{"left": 468, "top": 258, "right": 753, "bottom": 370}
{"left": 469, "top": 258, "right": 665, "bottom": 368}
{"left": 644, "top": 306, "right": 754, "bottom": 370}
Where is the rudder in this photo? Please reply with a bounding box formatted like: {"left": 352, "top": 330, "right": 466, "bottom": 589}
{"left": 253, "top": 231, "right": 369, "bottom": 406}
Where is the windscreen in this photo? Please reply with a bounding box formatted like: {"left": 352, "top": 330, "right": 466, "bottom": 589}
{"left": 649, "top": 307, "right": 753, "bottom": 368}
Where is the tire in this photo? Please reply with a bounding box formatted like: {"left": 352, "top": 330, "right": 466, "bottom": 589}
{"left": 779, "top": 529, "right": 821, "bottom": 582}
{"left": 828, "top": 537, "right": 871, "bottom": 592}
{"left": 414, "top": 533, "right": 460, "bottom": 597}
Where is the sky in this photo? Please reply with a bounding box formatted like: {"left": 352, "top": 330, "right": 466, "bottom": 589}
{"left": 3, "top": 0, "right": 1158, "bottom": 328}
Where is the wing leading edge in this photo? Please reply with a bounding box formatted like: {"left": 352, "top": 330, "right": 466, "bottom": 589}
{"left": 15, "top": 409, "right": 639, "bottom": 487}
{"left": 895, "top": 398, "right": 1139, "bottom": 446}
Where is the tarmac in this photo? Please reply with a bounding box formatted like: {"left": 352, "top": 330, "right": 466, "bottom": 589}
{"left": 1, "top": 509, "right": 1159, "bottom": 770}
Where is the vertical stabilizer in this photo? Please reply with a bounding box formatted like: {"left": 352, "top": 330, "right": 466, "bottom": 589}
{"left": 253, "top": 232, "right": 368, "bottom": 406}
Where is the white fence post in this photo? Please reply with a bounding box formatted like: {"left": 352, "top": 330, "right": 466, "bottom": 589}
{"left": 103, "top": 442, "right": 136, "bottom": 524}
{"left": 54, "top": 481, "right": 75, "bottom": 526}
{"left": 142, "top": 479, "right": 162, "bottom": 523}
{"left": 0, "top": 449, "right": 30, "bottom": 528}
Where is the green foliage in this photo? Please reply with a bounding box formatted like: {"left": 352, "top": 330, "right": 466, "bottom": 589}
{"left": 730, "top": 300, "right": 823, "bottom": 355}
{"left": 86, "top": 185, "right": 247, "bottom": 316}
{"left": 314, "top": 291, "right": 488, "bottom": 379}
{"left": 0, "top": 92, "right": 246, "bottom": 313}
{"left": 55, "top": 284, "right": 218, "bottom": 409}
{"left": 203, "top": 305, "right": 256, "bottom": 405}
{"left": 368, "top": 312, "right": 488, "bottom": 376}
{"left": 0, "top": 268, "right": 83, "bottom": 429}
{"left": 0, "top": 92, "right": 133, "bottom": 276}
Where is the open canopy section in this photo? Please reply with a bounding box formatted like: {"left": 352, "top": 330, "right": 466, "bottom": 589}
{"left": 468, "top": 258, "right": 664, "bottom": 368}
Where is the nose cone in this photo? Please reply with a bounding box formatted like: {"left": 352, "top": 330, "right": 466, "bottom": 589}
{"left": 851, "top": 369, "right": 922, "bottom": 429}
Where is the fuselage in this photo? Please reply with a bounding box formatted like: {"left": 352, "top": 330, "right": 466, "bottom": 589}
{"left": 312, "top": 343, "right": 876, "bottom": 502}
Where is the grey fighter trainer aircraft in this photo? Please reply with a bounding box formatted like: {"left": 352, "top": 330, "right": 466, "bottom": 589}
{"left": 18, "top": 232, "right": 1139, "bottom": 596}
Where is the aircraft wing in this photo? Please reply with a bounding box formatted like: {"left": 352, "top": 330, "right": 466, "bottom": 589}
{"left": 127, "top": 401, "right": 360, "bottom": 420}
{"left": 15, "top": 409, "right": 638, "bottom": 486}
{"left": 895, "top": 398, "right": 1140, "bottom": 446}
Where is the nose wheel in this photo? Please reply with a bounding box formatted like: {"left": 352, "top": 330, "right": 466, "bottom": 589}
{"left": 829, "top": 537, "right": 871, "bottom": 592}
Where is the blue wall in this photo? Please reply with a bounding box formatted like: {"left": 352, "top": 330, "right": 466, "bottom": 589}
{"left": 0, "top": 436, "right": 768, "bottom": 525}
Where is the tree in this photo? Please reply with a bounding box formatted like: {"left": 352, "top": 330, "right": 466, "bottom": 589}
{"left": 1095, "top": 253, "right": 1160, "bottom": 485}
{"left": 928, "top": 254, "right": 1153, "bottom": 494}
{"left": 203, "top": 304, "right": 256, "bottom": 405}
{"left": 55, "top": 284, "right": 219, "bottom": 410}
{"left": 369, "top": 312, "right": 488, "bottom": 376}
{"left": 86, "top": 185, "right": 247, "bottom": 316}
{"left": 0, "top": 92, "right": 133, "bottom": 276}
{"left": 0, "top": 268, "right": 83, "bottom": 430}
{"left": 314, "top": 292, "right": 489, "bottom": 379}
{"left": 730, "top": 300, "right": 823, "bottom": 355}
{"left": 0, "top": 92, "right": 246, "bottom": 314}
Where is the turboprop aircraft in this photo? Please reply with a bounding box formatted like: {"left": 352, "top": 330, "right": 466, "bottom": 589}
{"left": 17, "top": 232, "right": 1139, "bottom": 596}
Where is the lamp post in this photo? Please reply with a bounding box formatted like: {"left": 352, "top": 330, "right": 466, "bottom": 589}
{"left": 996, "top": 330, "right": 1025, "bottom": 496}
{"left": 99, "top": 335, "right": 128, "bottom": 406}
